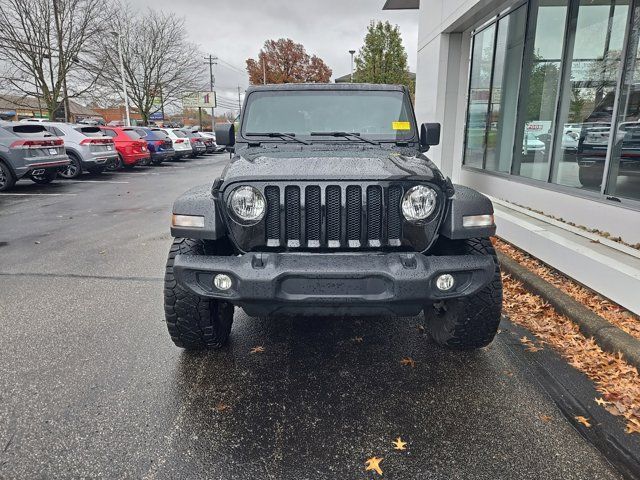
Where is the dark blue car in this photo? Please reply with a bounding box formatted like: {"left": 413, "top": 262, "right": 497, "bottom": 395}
{"left": 134, "top": 127, "right": 175, "bottom": 165}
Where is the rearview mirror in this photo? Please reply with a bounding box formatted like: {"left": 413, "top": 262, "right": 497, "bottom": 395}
{"left": 215, "top": 123, "right": 235, "bottom": 148}
{"left": 420, "top": 123, "right": 441, "bottom": 151}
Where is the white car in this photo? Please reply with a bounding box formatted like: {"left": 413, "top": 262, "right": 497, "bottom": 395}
{"left": 161, "top": 128, "right": 193, "bottom": 160}
{"left": 522, "top": 133, "right": 546, "bottom": 154}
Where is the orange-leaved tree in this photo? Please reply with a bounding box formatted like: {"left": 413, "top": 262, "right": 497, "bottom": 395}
{"left": 246, "top": 38, "right": 332, "bottom": 85}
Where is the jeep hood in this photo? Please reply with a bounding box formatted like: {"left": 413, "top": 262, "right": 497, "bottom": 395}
{"left": 220, "top": 148, "right": 446, "bottom": 186}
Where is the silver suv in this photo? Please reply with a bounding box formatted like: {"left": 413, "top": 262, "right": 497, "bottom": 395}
{"left": 42, "top": 123, "right": 117, "bottom": 178}
{"left": 0, "top": 122, "right": 68, "bottom": 191}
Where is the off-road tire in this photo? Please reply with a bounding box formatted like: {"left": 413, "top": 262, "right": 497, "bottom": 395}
{"left": 30, "top": 168, "right": 58, "bottom": 184}
{"left": 0, "top": 161, "right": 16, "bottom": 191}
{"left": 58, "top": 152, "right": 82, "bottom": 179}
{"left": 424, "top": 237, "right": 502, "bottom": 350}
{"left": 164, "top": 237, "right": 234, "bottom": 350}
{"left": 578, "top": 166, "right": 603, "bottom": 188}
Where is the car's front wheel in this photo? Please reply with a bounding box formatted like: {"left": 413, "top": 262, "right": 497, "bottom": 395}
{"left": 424, "top": 237, "right": 503, "bottom": 350}
{"left": 164, "top": 237, "right": 235, "bottom": 350}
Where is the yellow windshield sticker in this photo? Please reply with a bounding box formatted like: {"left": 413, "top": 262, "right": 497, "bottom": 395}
{"left": 392, "top": 121, "right": 411, "bottom": 130}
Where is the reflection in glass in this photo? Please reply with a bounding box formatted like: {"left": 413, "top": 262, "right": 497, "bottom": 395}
{"left": 551, "top": 0, "right": 628, "bottom": 192}
{"left": 607, "top": 5, "right": 640, "bottom": 200}
{"left": 512, "top": 0, "right": 568, "bottom": 181}
{"left": 463, "top": 25, "right": 496, "bottom": 168}
{"left": 485, "top": 6, "right": 527, "bottom": 173}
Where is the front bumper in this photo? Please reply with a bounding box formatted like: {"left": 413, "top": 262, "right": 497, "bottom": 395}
{"left": 173, "top": 252, "right": 495, "bottom": 316}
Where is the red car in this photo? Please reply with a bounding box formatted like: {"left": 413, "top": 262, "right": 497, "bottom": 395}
{"left": 100, "top": 126, "right": 151, "bottom": 170}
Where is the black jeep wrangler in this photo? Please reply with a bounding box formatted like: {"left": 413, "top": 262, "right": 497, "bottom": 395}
{"left": 165, "top": 83, "right": 502, "bottom": 351}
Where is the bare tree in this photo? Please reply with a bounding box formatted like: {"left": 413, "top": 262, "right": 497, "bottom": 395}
{"left": 0, "top": 0, "right": 109, "bottom": 120}
{"left": 97, "top": 5, "right": 203, "bottom": 124}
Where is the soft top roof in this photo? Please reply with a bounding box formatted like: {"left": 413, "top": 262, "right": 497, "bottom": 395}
{"left": 245, "top": 83, "right": 407, "bottom": 95}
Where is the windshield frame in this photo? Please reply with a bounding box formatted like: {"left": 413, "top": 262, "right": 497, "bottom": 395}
{"left": 239, "top": 87, "right": 418, "bottom": 145}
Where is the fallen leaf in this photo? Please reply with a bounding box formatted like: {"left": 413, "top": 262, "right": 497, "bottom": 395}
{"left": 417, "top": 325, "right": 425, "bottom": 334}
{"left": 214, "top": 403, "right": 230, "bottom": 412}
{"left": 575, "top": 416, "right": 592, "bottom": 428}
{"left": 364, "top": 456, "right": 383, "bottom": 475}
{"left": 595, "top": 398, "right": 607, "bottom": 406}
{"left": 392, "top": 437, "right": 407, "bottom": 450}
{"left": 539, "top": 414, "right": 552, "bottom": 423}
{"left": 353, "top": 336, "right": 363, "bottom": 343}
{"left": 250, "top": 346, "right": 265, "bottom": 354}
{"left": 99, "top": 250, "right": 106, "bottom": 255}
{"left": 400, "top": 357, "right": 416, "bottom": 368}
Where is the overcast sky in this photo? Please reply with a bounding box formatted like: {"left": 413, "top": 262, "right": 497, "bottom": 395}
{"left": 136, "top": 0, "right": 419, "bottom": 111}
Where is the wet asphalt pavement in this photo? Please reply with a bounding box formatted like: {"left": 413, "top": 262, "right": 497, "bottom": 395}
{"left": 0, "top": 155, "right": 624, "bottom": 479}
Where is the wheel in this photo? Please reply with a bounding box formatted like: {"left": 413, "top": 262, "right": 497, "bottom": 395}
{"left": 0, "top": 161, "right": 16, "bottom": 191}
{"left": 58, "top": 152, "right": 82, "bottom": 179}
{"left": 424, "top": 237, "right": 503, "bottom": 350}
{"left": 578, "top": 166, "right": 603, "bottom": 188}
{"left": 30, "top": 168, "right": 58, "bottom": 184}
{"left": 164, "top": 238, "right": 235, "bottom": 350}
{"left": 106, "top": 155, "right": 124, "bottom": 171}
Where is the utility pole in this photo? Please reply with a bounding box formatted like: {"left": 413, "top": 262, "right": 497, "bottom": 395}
{"left": 349, "top": 50, "right": 356, "bottom": 83}
{"left": 262, "top": 51, "right": 266, "bottom": 85}
{"left": 52, "top": 0, "right": 70, "bottom": 122}
{"left": 112, "top": 31, "right": 131, "bottom": 126}
{"left": 237, "top": 86, "right": 242, "bottom": 115}
{"left": 204, "top": 54, "right": 217, "bottom": 130}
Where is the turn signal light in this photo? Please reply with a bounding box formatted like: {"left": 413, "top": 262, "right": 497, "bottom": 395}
{"left": 462, "top": 214, "right": 494, "bottom": 228}
{"left": 172, "top": 214, "right": 205, "bottom": 228}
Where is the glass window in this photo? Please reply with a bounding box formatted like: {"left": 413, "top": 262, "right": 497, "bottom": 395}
{"left": 551, "top": 0, "right": 629, "bottom": 192}
{"left": 512, "top": 0, "right": 569, "bottom": 181}
{"left": 485, "top": 6, "right": 528, "bottom": 172}
{"left": 242, "top": 90, "right": 417, "bottom": 141}
{"left": 606, "top": 4, "right": 640, "bottom": 200}
{"left": 463, "top": 25, "right": 496, "bottom": 168}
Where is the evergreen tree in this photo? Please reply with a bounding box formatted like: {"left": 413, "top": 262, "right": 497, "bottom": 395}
{"left": 353, "top": 21, "right": 412, "bottom": 91}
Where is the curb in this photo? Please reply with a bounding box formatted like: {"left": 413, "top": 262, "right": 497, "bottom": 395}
{"left": 497, "top": 251, "right": 640, "bottom": 372}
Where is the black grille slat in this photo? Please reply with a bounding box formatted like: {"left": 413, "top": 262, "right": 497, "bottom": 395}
{"left": 262, "top": 183, "right": 407, "bottom": 249}
{"left": 305, "top": 186, "right": 321, "bottom": 243}
{"left": 326, "top": 186, "right": 341, "bottom": 244}
{"left": 387, "top": 186, "right": 402, "bottom": 241}
{"left": 285, "top": 186, "right": 301, "bottom": 244}
{"left": 346, "top": 186, "right": 362, "bottom": 242}
{"left": 367, "top": 186, "right": 383, "bottom": 242}
{"left": 265, "top": 186, "right": 280, "bottom": 243}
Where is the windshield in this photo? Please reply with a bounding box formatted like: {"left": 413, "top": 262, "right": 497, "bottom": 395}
{"left": 242, "top": 90, "right": 416, "bottom": 141}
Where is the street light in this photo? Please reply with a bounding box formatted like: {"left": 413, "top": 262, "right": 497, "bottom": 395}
{"left": 111, "top": 31, "right": 131, "bottom": 127}
{"left": 349, "top": 50, "right": 356, "bottom": 83}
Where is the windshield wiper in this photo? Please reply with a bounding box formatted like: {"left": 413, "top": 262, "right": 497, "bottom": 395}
{"left": 246, "top": 132, "right": 310, "bottom": 145}
{"left": 310, "top": 131, "right": 379, "bottom": 145}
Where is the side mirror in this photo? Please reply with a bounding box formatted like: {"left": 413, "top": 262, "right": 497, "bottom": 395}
{"left": 420, "top": 123, "right": 441, "bottom": 151}
{"left": 215, "top": 123, "right": 235, "bottom": 148}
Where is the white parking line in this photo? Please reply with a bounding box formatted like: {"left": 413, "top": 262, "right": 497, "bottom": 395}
{"left": 0, "top": 193, "right": 78, "bottom": 196}
{"left": 63, "top": 180, "right": 130, "bottom": 184}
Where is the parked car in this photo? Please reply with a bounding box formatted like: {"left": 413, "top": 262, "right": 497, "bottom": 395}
{"left": 41, "top": 122, "right": 117, "bottom": 178}
{"left": 0, "top": 121, "right": 68, "bottom": 191}
{"left": 164, "top": 83, "right": 502, "bottom": 352}
{"left": 161, "top": 128, "right": 193, "bottom": 160}
{"left": 180, "top": 129, "right": 207, "bottom": 157}
{"left": 198, "top": 131, "right": 225, "bottom": 153}
{"left": 133, "top": 127, "right": 175, "bottom": 165}
{"left": 100, "top": 126, "right": 150, "bottom": 170}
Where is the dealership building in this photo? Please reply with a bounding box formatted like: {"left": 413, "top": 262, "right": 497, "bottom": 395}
{"left": 384, "top": 0, "right": 640, "bottom": 313}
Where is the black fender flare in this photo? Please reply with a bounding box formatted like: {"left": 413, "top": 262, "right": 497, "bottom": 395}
{"left": 439, "top": 185, "right": 496, "bottom": 239}
{"left": 170, "top": 185, "right": 226, "bottom": 240}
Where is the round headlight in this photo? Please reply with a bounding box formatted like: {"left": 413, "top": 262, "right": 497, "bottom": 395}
{"left": 229, "top": 186, "right": 266, "bottom": 223}
{"left": 402, "top": 185, "right": 437, "bottom": 221}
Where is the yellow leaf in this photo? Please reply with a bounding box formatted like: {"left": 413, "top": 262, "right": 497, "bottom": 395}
{"left": 365, "top": 456, "right": 383, "bottom": 475}
{"left": 595, "top": 398, "right": 607, "bottom": 407}
{"left": 250, "top": 346, "right": 265, "bottom": 354}
{"left": 392, "top": 437, "right": 407, "bottom": 451}
{"left": 575, "top": 416, "right": 592, "bottom": 428}
{"left": 539, "top": 414, "right": 552, "bottom": 423}
{"left": 400, "top": 357, "right": 416, "bottom": 368}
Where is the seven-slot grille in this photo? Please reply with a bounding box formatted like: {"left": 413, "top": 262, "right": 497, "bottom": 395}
{"left": 263, "top": 184, "right": 404, "bottom": 249}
